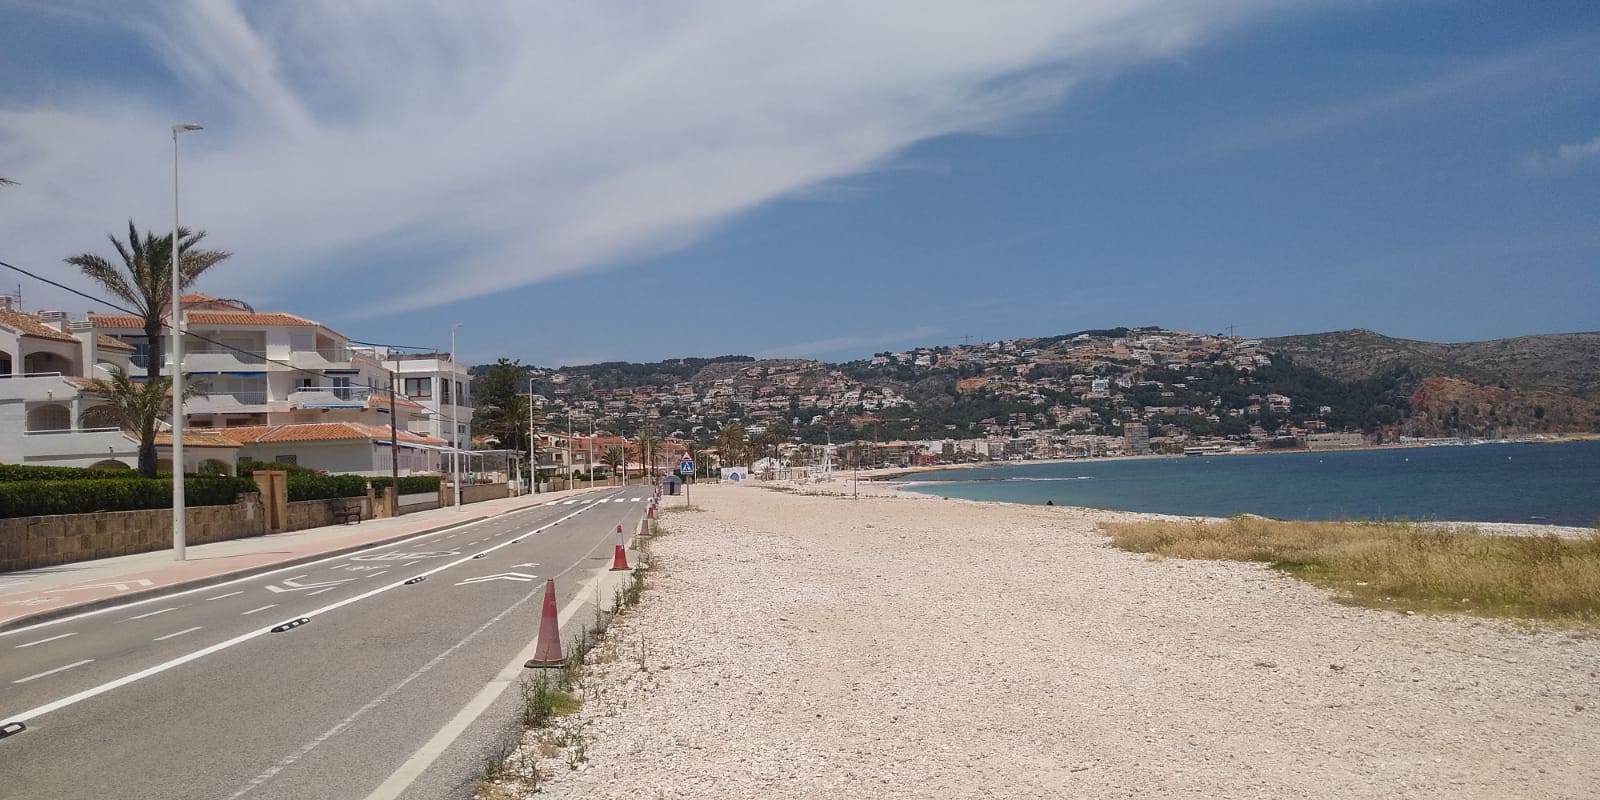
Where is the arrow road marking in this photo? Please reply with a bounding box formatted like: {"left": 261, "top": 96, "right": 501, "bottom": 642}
{"left": 454, "top": 572, "right": 539, "bottom": 586}
{"left": 265, "top": 576, "right": 356, "bottom": 594}
{"left": 61, "top": 579, "right": 156, "bottom": 594}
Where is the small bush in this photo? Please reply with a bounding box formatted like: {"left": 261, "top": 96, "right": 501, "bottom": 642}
{"left": 0, "top": 476, "right": 257, "bottom": 518}
{"left": 0, "top": 463, "right": 145, "bottom": 482}
{"left": 285, "top": 473, "right": 370, "bottom": 501}
{"left": 368, "top": 475, "right": 441, "bottom": 494}
{"left": 236, "top": 459, "right": 324, "bottom": 477}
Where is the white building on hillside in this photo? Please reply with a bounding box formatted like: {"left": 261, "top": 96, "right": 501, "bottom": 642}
{"left": 377, "top": 352, "right": 474, "bottom": 453}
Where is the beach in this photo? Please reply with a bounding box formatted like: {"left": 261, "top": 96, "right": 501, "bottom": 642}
{"left": 516, "top": 482, "right": 1599, "bottom": 799}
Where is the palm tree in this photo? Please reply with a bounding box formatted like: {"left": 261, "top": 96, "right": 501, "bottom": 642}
{"left": 601, "top": 445, "right": 625, "bottom": 480}
{"left": 633, "top": 431, "right": 659, "bottom": 477}
{"left": 65, "top": 221, "right": 231, "bottom": 383}
{"left": 81, "top": 366, "right": 206, "bottom": 478}
{"left": 717, "top": 422, "right": 749, "bottom": 468}
{"left": 475, "top": 394, "right": 547, "bottom": 468}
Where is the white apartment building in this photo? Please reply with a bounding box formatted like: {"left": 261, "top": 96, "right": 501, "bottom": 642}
{"left": 377, "top": 352, "right": 474, "bottom": 453}
{"left": 0, "top": 295, "right": 454, "bottom": 475}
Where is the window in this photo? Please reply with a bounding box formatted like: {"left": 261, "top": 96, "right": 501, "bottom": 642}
{"left": 404, "top": 377, "right": 431, "bottom": 399}
{"left": 441, "top": 379, "right": 451, "bottom": 405}
{"left": 457, "top": 381, "right": 465, "bottom": 405}
{"left": 333, "top": 376, "right": 352, "bottom": 401}
{"left": 274, "top": 455, "right": 298, "bottom": 465}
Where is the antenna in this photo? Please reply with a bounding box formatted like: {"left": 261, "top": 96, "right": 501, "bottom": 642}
{"left": 961, "top": 334, "right": 973, "bottom": 346}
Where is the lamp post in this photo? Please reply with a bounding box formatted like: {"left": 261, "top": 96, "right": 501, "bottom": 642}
{"left": 527, "top": 390, "right": 538, "bottom": 493}
{"left": 450, "top": 323, "right": 462, "bottom": 511}
{"left": 170, "top": 122, "right": 202, "bottom": 561}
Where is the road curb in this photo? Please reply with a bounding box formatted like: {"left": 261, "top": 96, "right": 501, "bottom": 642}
{"left": 0, "top": 511, "right": 522, "bottom": 635}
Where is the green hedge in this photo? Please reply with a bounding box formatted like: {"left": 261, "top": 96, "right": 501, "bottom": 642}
{"left": 285, "top": 473, "right": 371, "bottom": 501}
{"left": 236, "top": 459, "right": 325, "bottom": 477}
{"left": 368, "top": 475, "right": 441, "bottom": 494}
{"left": 0, "top": 464, "right": 144, "bottom": 482}
{"left": 0, "top": 476, "right": 258, "bottom": 519}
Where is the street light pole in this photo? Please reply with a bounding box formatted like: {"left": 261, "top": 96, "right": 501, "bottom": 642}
{"left": 170, "top": 122, "right": 202, "bottom": 561}
{"left": 388, "top": 369, "right": 400, "bottom": 516}
{"left": 527, "top": 389, "right": 538, "bottom": 493}
{"left": 450, "top": 323, "right": 462, "bottom": 511}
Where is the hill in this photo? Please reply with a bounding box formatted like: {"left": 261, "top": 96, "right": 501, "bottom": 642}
{"left": 1263, "top": 329, "right": 1600, "bottom": 398}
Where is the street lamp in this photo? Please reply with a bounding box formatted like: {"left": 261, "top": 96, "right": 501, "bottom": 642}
{"left": 450, "top": 323, "right": 462, "bottom": 511}
{"left": 170, "top": 122, "right": 202, "bottom": 561}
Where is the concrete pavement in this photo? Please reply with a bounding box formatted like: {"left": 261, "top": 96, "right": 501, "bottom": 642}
{"left": 0, "top": 486, "right": 606, "bottom": 632}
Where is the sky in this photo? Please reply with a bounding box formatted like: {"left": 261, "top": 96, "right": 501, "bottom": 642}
{"left": 0, "top": 1, "right": 1596, "bottom": 367}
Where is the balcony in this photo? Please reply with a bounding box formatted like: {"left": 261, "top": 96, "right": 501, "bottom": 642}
{"left": 185, "top": 348, "right": 268, "bottom": 372}
{"left": 289, "top": 347, "right": 353, "bottom": 370}
{"left": 186, "top": 390, "right": 270, "bottom": 414}
{"left": 0, "top": 373, "right": 81, "bottom": 402}
{"left": 22, "top": 427, "right": 129, "bottom": 459}
{"left": 285, "top": 385, "right": 377, "bottom": 409}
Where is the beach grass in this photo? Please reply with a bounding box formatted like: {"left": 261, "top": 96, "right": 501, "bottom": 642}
{"left": 1102, "top": 517, "right": 1600, "bottom": 625}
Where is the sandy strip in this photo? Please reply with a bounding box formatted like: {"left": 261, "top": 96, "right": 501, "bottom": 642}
{"left": 522, "top": 484, "right": 1599, "bottom": 799}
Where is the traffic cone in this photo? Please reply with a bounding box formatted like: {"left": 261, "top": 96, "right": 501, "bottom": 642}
{"left": 524, "top": 579, "right": 563, "bottom": 668}
{"left": 638, "top": 517, "right": 649, "bottom": 540}
{"left": 647, "top": 504, "right": 655, "bottom": 519}
{"left": 611, "top": 524, "right": 631, "bottom": 571}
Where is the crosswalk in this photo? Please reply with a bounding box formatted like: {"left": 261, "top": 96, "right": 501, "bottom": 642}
{"left": 543, "top": 497, "right": 643, "bottom": 506}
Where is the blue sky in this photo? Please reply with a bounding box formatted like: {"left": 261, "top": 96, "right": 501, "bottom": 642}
{"left": 1, "top": 1, "right": 1596, "bottom": 367}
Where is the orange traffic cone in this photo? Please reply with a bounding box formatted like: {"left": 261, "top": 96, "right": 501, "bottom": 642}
{"left": 638, "top": 517, "right": 649, "bottom": 539}
{"left": 611, "top": 524, "right": 631, "bottom": 571}
{"left": 523, "top": 579, "right": 564, "bottom": 668}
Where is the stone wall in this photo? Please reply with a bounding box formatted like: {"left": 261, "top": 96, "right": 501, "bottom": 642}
{"left": 0, "top": 494, "right": 265, "bottom": 572}
{"left": 436, "top": 482, "right": 510, "bottom": 507}
{"left": 0, "top": 493, "right": 375, "bottom": 572}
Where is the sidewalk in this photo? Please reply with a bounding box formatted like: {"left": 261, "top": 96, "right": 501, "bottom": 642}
{"left": 0, "top": 487, "right": 601, "bottom": 632}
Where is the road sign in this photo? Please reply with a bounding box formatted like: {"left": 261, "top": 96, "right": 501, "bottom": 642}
{"left": 679, "top": 459, "right": 694, "bottom": 473}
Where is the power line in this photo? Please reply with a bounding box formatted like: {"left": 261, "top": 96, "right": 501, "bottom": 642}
{"left": 0, "top": 257, "right": 427, "bottom": 394}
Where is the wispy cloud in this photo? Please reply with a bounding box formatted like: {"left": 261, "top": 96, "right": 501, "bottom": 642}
{"left": 0, "top": 0, "right": 1284, "bottom": 317}
{"left": 1176, "top": 34, "right": 1599, "bottom": 164}
{"left": 754, "top": 325, "right": 940, "bottom": 359}
{"left": 1522, "top": 134, "right": 1600, "bottom": 175}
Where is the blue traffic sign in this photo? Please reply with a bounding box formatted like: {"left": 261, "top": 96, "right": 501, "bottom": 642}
{"left": 679, "top": 460, "right": 694, "bottom": 473}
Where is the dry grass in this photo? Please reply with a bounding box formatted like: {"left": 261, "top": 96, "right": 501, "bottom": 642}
{"left": 1103, "top": 517, "right": 1600, "bottom": 625}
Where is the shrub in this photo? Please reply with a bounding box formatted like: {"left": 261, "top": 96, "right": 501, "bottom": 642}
{"left": 0, "top": 463, "right": 145, "bottom": 482}
{"left": 236, "top": 459, "right": 324, "bottom": 477}
{"left": 285, "top": 473, "right": 370, "bottom": 501}
{"left": 368, "top": 475, "right": 442, "bottom": 494}
{"left": 0, "top": 476, "right": 257, "bottom": 518}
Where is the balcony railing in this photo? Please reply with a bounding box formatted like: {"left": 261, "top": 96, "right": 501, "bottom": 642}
{"left": 287, "top": 386, "right": 377, "bottom": 406}
{"left": 186, "top": 391, "right": 270, "bottom": 412}
{"left": 187, "top": 348, "right": 268, "bottom": 368}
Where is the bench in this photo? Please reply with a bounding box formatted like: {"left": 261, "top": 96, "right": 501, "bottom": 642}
{"left": 330, "top": 497, "right": 363, "bottom": 524}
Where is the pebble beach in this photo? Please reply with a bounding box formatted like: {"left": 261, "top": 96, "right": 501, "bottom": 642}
{"left": 515, "top": 482, "right": 1600, "bottom": 799}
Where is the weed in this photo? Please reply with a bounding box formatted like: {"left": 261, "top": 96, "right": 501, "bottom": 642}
{"left": 1103, "top": 518, "right": 1600, "bottom": 626}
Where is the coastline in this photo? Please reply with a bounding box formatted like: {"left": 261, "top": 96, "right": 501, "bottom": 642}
{"left": 521, "top": 483, "right": 1600, "bottom": 799}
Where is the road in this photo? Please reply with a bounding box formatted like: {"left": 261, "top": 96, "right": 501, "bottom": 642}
{"left": 0, "top": 487, "right": 650, "bottom": 799}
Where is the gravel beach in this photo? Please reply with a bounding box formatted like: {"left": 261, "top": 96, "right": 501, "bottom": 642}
{"left": 515, "top": 483, "right": 1599, "bottom": 799}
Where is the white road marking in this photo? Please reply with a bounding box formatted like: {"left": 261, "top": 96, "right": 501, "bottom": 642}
{"left": 307, "top": 587, "right": 338, "bottom": 597}
{"left": 0, "top": 502, "right": 601, "bottom": 730}
{"left": 206, "top": 591, "right": 244, "bottom": 601}
{"left": 13, "top": 659, "right": 94, "bottom": 684}
{"left": 363, "top": 567, "right": 615, "bottom": 800}
{"left": 402, "top": 561, "right": 420, "bottom": 567}
{"left": 128, "top": 607, "right": 176, "bottom": 620}
{"left": 631, "top": 497, "right": 641, "bottom": 502}
{"left": 15, "top": 632, "right": 77, "bottom": 649}
{"left": 241, "top": 605, "right": 278, "bottom": 616}
{"left": 365, "top": 570, "right": 389, "bottom": 579}
{"left": 453, "top": 572, "right": 538, "bottom": 586}
{"left": 154, "top": 626, "right": 203, "bottom": 642}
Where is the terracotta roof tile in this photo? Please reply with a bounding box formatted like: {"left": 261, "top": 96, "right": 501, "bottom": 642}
{"left": 0, "top": 309, "right": 80, "bottom": 342}
{"left": 95, "top": 334, "right": 135, "bottom": 352}
{"left": 208, "top": 422, "right": 449, "bottom": 447}
{"left": 88, "top": 314, "right": 146, "bottom": 330}
{"left": 151, "top": 430, "right": 243, "bottom": 448}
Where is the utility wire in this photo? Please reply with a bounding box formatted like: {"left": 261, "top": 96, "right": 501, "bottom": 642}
{"left": 0, "top": 257, "right": 432, "bottom": 403}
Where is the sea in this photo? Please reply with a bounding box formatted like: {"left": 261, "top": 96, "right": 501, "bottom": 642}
{"left": 897, "top": 440, "right": 1600, "bottom": 528}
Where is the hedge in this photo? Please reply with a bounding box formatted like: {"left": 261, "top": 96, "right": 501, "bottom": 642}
{"left": 285, "top": 473, "right": 371, "bottom": 501}
{"left": 367, "top": 475, "right": 441, "bottom": 494}
{"left": 235, "top": 459, "right": 324, "bottom": 477}
{"left": 0, "top": 476, "right": 258, "bottom": 519}
{"left": 0, "top": 464, "right": 145, "bottom": 483}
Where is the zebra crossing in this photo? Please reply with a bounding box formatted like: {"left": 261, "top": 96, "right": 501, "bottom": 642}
{"left": 543, "top": 496, "right": 644, "bottom": 506}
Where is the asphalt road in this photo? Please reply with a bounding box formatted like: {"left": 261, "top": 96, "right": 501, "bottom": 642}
{"left": 0, "top": 486, "right": 650, "bottom": 799}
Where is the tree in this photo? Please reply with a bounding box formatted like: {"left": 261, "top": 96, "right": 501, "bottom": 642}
{"left": 475, "top": 358, "right": 525, "bottom": 409}
{"left": 81, "top": 367, "right": 205, "bottom": 478}
{"left": 65, "top": 221, "right": 231, "bottom": 384}
{"left": 717, "top": 422, "right": 749, "bottom": 468}
{"left": 632, "top": 431, "right": 660, "bottom": 476}
{"left": 601, "top": 445, "right": 625, "bottom": 476}
{"left": 476, "top": 394, "right": 546, "bottom": 458}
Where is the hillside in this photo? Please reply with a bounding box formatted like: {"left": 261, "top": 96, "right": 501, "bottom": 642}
{"left": 1263, "top": 329, "right": 1600, "bottom": 398}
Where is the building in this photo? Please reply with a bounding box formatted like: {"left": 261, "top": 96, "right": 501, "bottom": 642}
{"left": 1123, "top": 422, "right": 1151, "bottom": 456}
{"left": 378, "top": 351, "right": 475, "bottom": 453}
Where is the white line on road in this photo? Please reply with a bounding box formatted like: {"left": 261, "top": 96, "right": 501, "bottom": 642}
{"left": 13, "top": 659, "right": 93, "bottom": 684}
{"left": 241, "top": 605, "right": 278, "bottom": 616}
{"left": 127, "top": 607, "right": 176, "bottom": 620}
{"left": 0, "top": 501, "right": 604, "bottom": 730}
{"left": 205, "top": 591, "right": 244, "bottom": 601}
{"left": 15, "top": 632, "right": 77, "bottom": 649}
{"left": 631, "top": 497, "right": 641, "bottom": 502}
{"left": 365, "top": 570, "right": 389, "bottom": 579}
{"left": 307, "top": 587, "right": 337, "bottom": 597}
{"left": 154, "top": 626, "right": 203, "bottom": 642}
{"left": 402, "top": 560, "right": 420, "bottom": 567}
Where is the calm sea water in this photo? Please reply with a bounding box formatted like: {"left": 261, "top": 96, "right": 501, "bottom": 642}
{"left": 899, "top": 441, "right": 1600, "bottom": 527}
